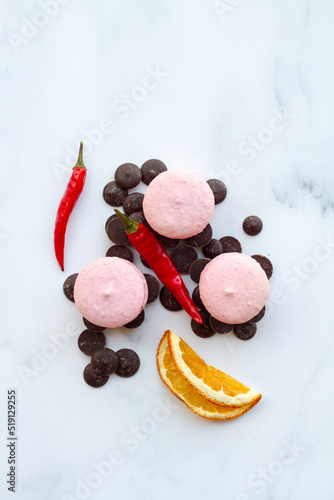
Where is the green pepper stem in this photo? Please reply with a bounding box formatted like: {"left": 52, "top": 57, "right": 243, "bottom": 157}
{"left": 114, "top": 209, "right": 139, "bottom": 234}
{"left": 73, "top": 141, "right": 86, "bottom": 170}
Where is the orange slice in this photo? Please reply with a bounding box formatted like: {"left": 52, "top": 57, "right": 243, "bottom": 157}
{"left": 167, "top": 330, "right": 261, "bottom": 407}
{"left": 157, "top": 332, "right": 259, "bottom": 420}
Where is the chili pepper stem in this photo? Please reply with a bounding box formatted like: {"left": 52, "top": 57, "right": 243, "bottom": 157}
{"left": 114, "top": 209, "right": 138, "bottom": 234}
{"left": 73, "top": 141, "right": 86, "bottom": 170}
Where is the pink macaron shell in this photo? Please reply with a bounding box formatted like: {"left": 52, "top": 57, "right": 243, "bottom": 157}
{"left": 142, "top": 169, "right": 215, "bottom": 239}
{"left": 199, "top": 253, "right": 269, "bottom": 324}
{"left": 73, "top": 257, "right": 148, "bottom": 328}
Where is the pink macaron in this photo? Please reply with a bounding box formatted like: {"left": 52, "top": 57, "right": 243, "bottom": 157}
{"left": 73, "top": 257, "right": 148, "bottom": 328}
{"left": 199, "top": 253, "right": 269, "bottom": 324}
{"left": 143, "top": 169, "right": 215, "bottom": 239}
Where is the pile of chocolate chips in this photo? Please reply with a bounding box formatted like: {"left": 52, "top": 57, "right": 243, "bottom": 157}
{"left": 101, "top": 159, "right": 273, "bottom": 341}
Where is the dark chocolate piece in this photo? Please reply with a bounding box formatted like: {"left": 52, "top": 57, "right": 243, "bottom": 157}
{"left": 220, "top": 236, "right": 242, "bottom": 253}
{"left": 124, "top": 310, "right": 145, "bottom": 329}
{"left": 78, "top": 330, "right": 106, "bottom": 356}
{"left": 159, "top": 286, "right": 182, "bottom": 311}
{"left": 192, "top": 285, "right": 205, "bottom": 310}
{"left": 105, "top": 213, "right": 118, "bottom": 229}
{"left": 144, "top": 274, "right": 160, "bottom": 303}
{"left": 105, "top": 216, "right": 129, "bottom": 245}
{"left": 191, "top": 310, "right": 215, "bottom": 338}
{"left": 242, "top": 216, "right": 263, "bottom": 236}
{"left": 158, "top": 234, "right": 180, "bottom": 249}
{"left": 234, "top": 322, "right": 257, "bottom": 340}
{"left": 115, "top": 163, "right": 141, "bottom": 189}
{"left": 170, "top": 245, "right": 198, "bottom": 273}
{"left": 209, "top": 316, "right": 234, "bottom": 334}
{"left": 140, "top": 255, "right": 151, "bottom": 269}
{"left": 123, "top": 192, "right": 144, "bottom": 216}
{"left": 91, "top": 348, "right": 119, "bottom": 376}
{"left": 83, "top": 317, "right": 106, "bottom": 332}
{"left": 103, "top": 181, "right": 128, "bottom": 207}
{"left": 251, "top": 255, "right": 273, "bottom": 279}
{"left": 203, "top": 238, "right": 223, "bottom": 259}
{"left": 189, "top": 258, "right": 211, "bottom": 283}
{"left": 63, "top": 273, "right": 78, "bottom": 302}
{"left": 115, "top": 349, "right": 140, "bottom": 377}
{"left": 207, "top": 179, "right": 227, "bottom": 204}
{"left": 141, "top": 159, "right": 167, "bottom": 185}
{"left": 83, "top": 363, "right": 109, "bottom": 387}
{"left": 106, "top": 244, "right": 134, "bottom": 262}
{"left": 129, "top": 211, "right": 148, "bottom": 226}
{"left": 185, "top": 224, "right": 212, "bottom": 248}
{"left": 249, "top": 306, "right": 266, "bottom": 323}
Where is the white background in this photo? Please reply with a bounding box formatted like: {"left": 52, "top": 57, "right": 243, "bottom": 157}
{"left": 1, "top": 1, "right": 334, "bottom": 499}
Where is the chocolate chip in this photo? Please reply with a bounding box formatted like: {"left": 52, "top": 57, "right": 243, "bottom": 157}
{"left": 91, "top": 348, "right": 119, "bottom": 375}
{"left": 141, "top": 159, "right": 167, "bottom": 185}
{"left": 251, "top": 255, "right": 273, "bottom": 279}
{"left": 106, "top": 244, "right": 134, "bottom": 262}
{"left": 115, "top": 349, "right": 140, "bottom": 377}
{"left": 203, "top": 238, "right": 223, "bottom": 259}
{"left": 234, "top": 323, "right": 257, "bottom": 340}
{"left": 124, "top": 310, "right": 145, "bottom": 329}
{"left": 144, "top": 274, "right": 160, "bottom": 303}
{"left": 105, "top": 213, "right": 118, "bottom": 229}
{"left": 78, "top": 329, "right": 107, "bottom": 355}
{"left": 249, "top": 306, "right": 266, "bottom": 323}
{"left": 243, "top": 216, "right": 263, "bottom": 236}
{"left": 83, "top": 363, "right": 109, "bottom": 387}
{"left": 158, "top": 234, "right": 180, "bottom": 249}
{"left": 129, "top": 211, "right": 148, "bottom": 226}
{"left": 170, "top": 245, "right": 198, "bottom": 273}
{"left": 185, "top": 224, "right": 212, "bottom": 248}
{"left": 123, "top": 192, "right": 144, "bottom": 216}
{"left": 192, "top": 285, "right": 205, "bottom": 310}
{"left": 191, "top": 310, "right": 215, "bottom": 338}
{"left": 103, "top": 181, "right": 128, "bottom": 206}
{"left": 220, "top": 236, "right": 242, "bottom": 253}
{"left": 83, "top": 318, "right": 107, "bottom": 332}
{"left": 63, "top": 273, "right": 78, "bottom": 302}
{"left": 105, "top": 216, "right": 129, "bottom": 245}
{"left": 140, "top": 255, "right": 151, "bottom": 269}
{"left": 189, "top": 258, "right": 211, "bottom": 283}
{"left": 159, "top": 286, "right": 182, "bottom": 311}
{"left": 209, "top": 316, "right": 234, "bottom": 334}
{"left": 115, "top": 163, "right": 142, "bottom": 189}
{"left": 207, "top": 179, "right": 227, "bottom": 204}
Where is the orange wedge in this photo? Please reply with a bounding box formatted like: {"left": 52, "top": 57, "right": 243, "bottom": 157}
{"left": 167, "top": 330, "right": 261, "bottom": 408}
{"left": 157, "top": 332, "right": 260, "bottom": 420}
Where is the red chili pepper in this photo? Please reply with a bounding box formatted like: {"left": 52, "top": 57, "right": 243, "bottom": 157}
{"left": 54, "top": 142, "right": 87, "bottom": 271}
{"left": 115, "top": 210, "right": 203, "bottom": 324}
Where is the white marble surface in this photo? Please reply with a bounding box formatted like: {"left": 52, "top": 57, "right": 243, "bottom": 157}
{"left": 1, "top": 1, "right": 334, "bottom": 499}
